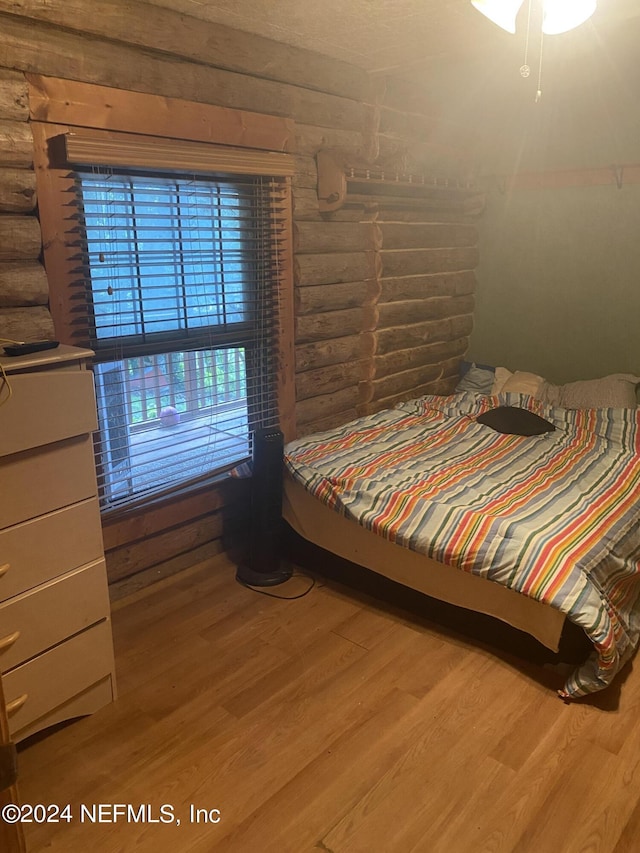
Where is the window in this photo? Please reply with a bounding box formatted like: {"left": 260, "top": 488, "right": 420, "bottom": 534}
{"left": 31, "top": 83, "right": 295, "bottom": 520}
{"left": 73, "top": 167, "right": 288, "bottom": 511}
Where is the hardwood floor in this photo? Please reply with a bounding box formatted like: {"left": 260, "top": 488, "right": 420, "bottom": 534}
{"left": 16, "top": 550, "right": 640, "bottom": 853}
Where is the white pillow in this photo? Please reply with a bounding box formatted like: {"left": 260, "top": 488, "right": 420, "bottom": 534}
{"left": 491, "top": 367, "right": 513, "bottom": 395}
{"left": 501, "top": 371, "right": 545, "bottom": 398}
{"left": 541, "top": 374, "right": 640, "bottom": 409}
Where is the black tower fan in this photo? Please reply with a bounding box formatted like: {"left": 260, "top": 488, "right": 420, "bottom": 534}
{"left": 236, "top": 426, "right": 292, "bottom": 586}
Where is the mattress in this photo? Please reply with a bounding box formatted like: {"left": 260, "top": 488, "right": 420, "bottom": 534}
{"left": 284, "top": 392, "right": 640, "bottom": 698}
{"left": 283, "top": 473, "right": 566, "bottom": 651}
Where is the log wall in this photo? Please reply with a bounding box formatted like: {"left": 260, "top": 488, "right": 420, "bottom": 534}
{"left": 364, "top": 218, "right": 477, "bottom": 415}
{"left": 0, "top": 69, "right": 51, "bottom": 342}
{"left": 0, "top": 0, "right": 479, "bottom": 582}
{"left": 294, "top": 209, "right": 478, "bottom": 434}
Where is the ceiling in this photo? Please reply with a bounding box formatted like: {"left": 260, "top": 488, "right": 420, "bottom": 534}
{"left": 144, "top": 0, "right": 640, "bottom": 74}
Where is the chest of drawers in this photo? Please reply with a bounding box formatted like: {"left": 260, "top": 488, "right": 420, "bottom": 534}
{"left": 0, "top": 346, "right": 116, "bottom": 742}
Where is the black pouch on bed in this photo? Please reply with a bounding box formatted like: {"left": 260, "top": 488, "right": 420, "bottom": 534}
{"left": 477, "top": 406, "right": 556, "bottom": 436}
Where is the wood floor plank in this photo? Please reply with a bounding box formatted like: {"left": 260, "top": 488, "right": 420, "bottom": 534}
{"left": 331, "top": 602, "right": 406, "bottom": 649}
{"left": 455, "top": 702, "right": 601, "bottom": 852}
{"left": 222, "top": 583, "right": 362, "bottom": 656}
{"left": 321, "top": 656, "right": 525, "bottom": 852}
{"left": 507, "top": 744, "right": 621, "bottom": 853}
{"left": 207, "top": 687, "right": 425, "bottom": 853}
{"left": 614, "top": 789, "right": 640, "bottom": 853}
{"left": 15, "top": 551, "right": 640, "bottom": 853}
{"left": 104, "top": 639, "right": 375, "bottom": 846}
{"left": 489, "top": 683, "right": 574, "bottom": 771}
{"left": 543, "top": 709, "right": 640, "bottom": 853}
{"left": 112, "top": 559, "right": 248, "bottom": 652}
{"left": 411, "top": 757, "right": 517, "bottom": 853}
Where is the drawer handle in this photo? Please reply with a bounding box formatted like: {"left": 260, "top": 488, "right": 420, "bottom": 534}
{"left": 0, "top": 563, "right": 10, "bottom": 579}
{"left": 0, "top": 630, "right": 20, "bottom": 654}
{"left": 6, "top": 693, "right": 28, "bottom": 717}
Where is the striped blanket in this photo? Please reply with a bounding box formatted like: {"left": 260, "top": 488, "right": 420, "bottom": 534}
{"left": 284, "top": 392, "right": 640, "bottom": 698}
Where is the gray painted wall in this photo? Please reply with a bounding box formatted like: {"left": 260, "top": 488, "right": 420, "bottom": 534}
{"left": 469, "top": 184, "right": 640, "bottom": 383}
{"left": 450, "top": 18, "right": 640, "bottom": 384}
{"left": 403, "top": 15, "right": 640, "bottom": 385}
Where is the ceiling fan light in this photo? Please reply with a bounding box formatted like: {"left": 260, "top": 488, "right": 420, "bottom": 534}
{"left": 470, "top": 0, "right": 525, "bottom": 34}
{"left": 542, "top": 0, "right": 597, "bottom": 34}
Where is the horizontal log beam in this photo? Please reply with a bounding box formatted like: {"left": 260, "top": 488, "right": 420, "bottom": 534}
{"left": 345, "top": 196, "right": 477, "bottom": 218}
{"left": 378, "top": 107, "right": 434, "bottom": 139}
{"left": 108, "top": 539, "right": 225, "bottom": 598}
{"left": 0, "top": 260, "right": 49, "bottom": 306}
{"left": 294, "top": 124, "right": 365, "bottom": 158}
{"left": 378, "top": 108, "right": 474, "bottom": 155}
{"left": 296, "top": 385, "right": 360, "bottom": 427}
{"left": 360, "top": 363, "right": 443, "bottom": 404}
{"left": 372, "top": 337, "right": 468, "bottom": 379}
{"left": 0, "top": 0, "right": 370, "bottom": 102}
{"left": 296, "top": 307, "right": 371, "bottom": 344}
{"left": 296, "top": 408, "right": 359, "bottom": 438}
{"left": 296, "top": 280, "right": 374, "bottom": 316}
{"left": 381, "top": 247, "right": 479, "bottom": 278}
{"left": 358, "top": 377, "right": 451, "bottom": 416}
{"left": 293, "top": 221, "right": 380, "bottom": 254}
{"left": 292, "top": 187, "right": 320, "bottom": 220}
{"left": 377, "top": 295, "right": 475, "bottom": 329}
{"left": 450, "top": 315, "right": 475, "bottom": 339}
{"left": 102, "top": 479, "right": 240, "bottom": 551}
{"left": 376, "top": 135, "right": 476, "bottom": 179}
{"left": 0, "top": 14, "right": 366, "bottom": 132}
{"left": 295, "top": 252, "right": 378, "bottom": 287}
{"left": 291, "top": 155, "right": 318, "bottom": 189}
{"left": 295, "top": 334, "right": 372, "bottom": 373}
{"left": 0, "top": 215, "right": 41, "bottom": 260}
{"left": 0, "top": 119, "right": 32, "bottom": 167}
{"left": 378, "top": 77, "right": 442, "bottom": 117}
{"left": 375, "top": 208, "right": 482, "bottom": 224}
{"left": 105, "top": 510, "right": 224, "bottom": 584}
{"left": 0, "top": 305, "right": 54, "bottom": 340}
{"left": 430, "top": 375, "right": 460, "bottom": 395}
{"left": 440, "top": 355, "right": 465, "bottom": 379}
{"left": 0, "top": 167, "right": 36, "bottom": 212}
{"left": 296, "top": 361, "right": 363, "bottom": 401}
{"left": 380, "top": 222, "right": 478, "bottom": 250}
{"left": 379, "top": 271, "right": 476, "bottom": 303}
{"left": 0, "top": 68, "right": 28, "bottom": 120}
{"left": 320, "top": 207, "right": 373, "bottom": 223}
{"left": 373, "top": 315, "right": 473, "bottom": 356}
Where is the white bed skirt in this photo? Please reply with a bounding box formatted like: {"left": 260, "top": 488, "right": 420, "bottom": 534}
{"left": 283, "top": 473, "right": 566, "bottom": 652}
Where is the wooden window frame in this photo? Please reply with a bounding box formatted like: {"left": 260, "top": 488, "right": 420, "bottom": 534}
{"left": 30, "top": 76, "right": 296, "bottom": 443}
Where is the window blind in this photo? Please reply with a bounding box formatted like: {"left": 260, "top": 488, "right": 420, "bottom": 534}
{"left": 67, "top": 166, "right": 291, "bottom": 512}
{"left": 64, "top": 132, "right": 295, "bottom": 177}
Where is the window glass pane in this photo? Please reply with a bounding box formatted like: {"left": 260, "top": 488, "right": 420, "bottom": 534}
{"left": 81, "top": 174, "right": 250, "bottom": 343}
{"left": 77, "top": 168, "right": 282, "bottom": 511}
{"left": 83, "top": 180, "right": 141, "bottom": 338}
{"left": 93, "top": 349, "right": 249, "bottom": 507}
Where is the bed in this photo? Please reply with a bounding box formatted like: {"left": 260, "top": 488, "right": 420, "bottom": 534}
{"left": 283, "top": 371, "right": 640, "bottom": 699}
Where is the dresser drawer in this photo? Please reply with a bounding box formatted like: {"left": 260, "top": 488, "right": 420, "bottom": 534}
{"left": 0, "top": 498, "right": 104, "bottom": 602}
{"left": 0, "top": 560, "right": 110, "bottom": 673}
{"left": 0, "top": 435, "right": 97, "bottom": 529}
{"left": 10, "top": 677, "right": 115, "bottom": 744}
{"left": 3, "top": 620, "right": 115, "bottom": 739}
{"left": 0, "top": 369, "right": 98, "bottom": 457}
